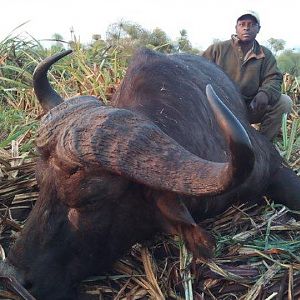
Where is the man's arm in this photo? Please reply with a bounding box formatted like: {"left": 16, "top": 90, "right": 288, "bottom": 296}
{"left": 202, "top": 44, "right": 217, "bottom": 63}
{"left": 258, "top": 49, "right": 283, "bottom": 105}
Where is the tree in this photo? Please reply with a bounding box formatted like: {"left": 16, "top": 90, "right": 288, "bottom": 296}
{"left": 106, "top": 21, "right": 146, "bottom": 44}
{"left": 277, "top": 49, "right": 300, "bottom": 77}
{"left": 212, "top": 38, "right": 222, "bottom": 44}
{"left": 148, "top": 28, "right": 174, "bottom": 52}
{"left": 177, "top": 29, "right": 192, "bottom": 52}
{"left": 105, "top": 20, "right": 174, "bottom": 53}
{"left": 51, "top": 33, "right": 65, "bottom": 51}
{"left": 267, "top": 38, "right": 286, "bottom": 56}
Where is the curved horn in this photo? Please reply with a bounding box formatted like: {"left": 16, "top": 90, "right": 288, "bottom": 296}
{"left": 33, "top": 50, "right": 72, "bottom": 112}
{"left": 206, "top": 84, "right": 254, "bottom": 185}
{"left": 38, "top": 98, "right": 253, "bottom": 196}
{"left": 36, "top": 52, "right": 254, "bottom": 197}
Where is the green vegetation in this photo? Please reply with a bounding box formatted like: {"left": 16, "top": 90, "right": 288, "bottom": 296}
{"left": 0, "top": 24, "right": 300, "bottom": 299}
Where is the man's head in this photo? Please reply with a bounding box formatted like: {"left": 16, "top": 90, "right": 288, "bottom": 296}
{"left": 235, "top": 10, "right": 260, "bottom": 44}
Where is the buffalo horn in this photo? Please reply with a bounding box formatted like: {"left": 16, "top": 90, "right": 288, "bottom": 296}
{"left": 33, "top": 50, "right": 72, "bottom": 112}
{"left": 45, "top": 102, "right": 253, "bottom": 196}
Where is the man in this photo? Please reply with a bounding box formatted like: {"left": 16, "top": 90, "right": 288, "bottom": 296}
{"left": 203, "top": 10, "right": 292, "bottom": 141}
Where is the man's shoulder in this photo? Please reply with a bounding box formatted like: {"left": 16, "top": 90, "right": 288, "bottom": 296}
{"left": 214, "top": 39, "right": 231, "bottom": 47}
{"left": 206, "top": 39, "right": 232, "bottom": 51}
{"left": 256, "top": 42, "right": 275, "bottom": 58}
{"left": 260, "top": 44, "right": 272, "bottom": 54}
{"left": 203, "top": 39, "right": 233, "bottom": 60}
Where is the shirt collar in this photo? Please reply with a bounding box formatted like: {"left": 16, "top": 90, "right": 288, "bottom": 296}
{"left": 231, "top": 34, "right": 265, "bottom": 60}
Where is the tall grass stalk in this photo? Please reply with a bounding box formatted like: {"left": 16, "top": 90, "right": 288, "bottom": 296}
{"left": 179, "top": 240, "right": 194, "bottom": 300}
{"left": 278, "top": 113, "right": 300, "bottom": 162}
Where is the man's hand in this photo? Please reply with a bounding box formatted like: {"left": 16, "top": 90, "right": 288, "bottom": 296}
{"left": 250, "top": 91, "right": 269, "bottom": 113}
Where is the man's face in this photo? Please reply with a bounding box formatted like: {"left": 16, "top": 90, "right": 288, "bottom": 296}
{"left": 235, "top": 15, "right": 260, "bottom": 43}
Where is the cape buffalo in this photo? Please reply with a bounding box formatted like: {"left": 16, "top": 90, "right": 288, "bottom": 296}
{"left": 1, "top": 48, "right": 299, "bottom": 300}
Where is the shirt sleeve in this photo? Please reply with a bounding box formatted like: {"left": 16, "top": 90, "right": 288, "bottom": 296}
{"left": 202, "top": 44, "right": 217, "bottom": 63}
{"left": 258, "top": 52, "right": 283, "bottom": 105}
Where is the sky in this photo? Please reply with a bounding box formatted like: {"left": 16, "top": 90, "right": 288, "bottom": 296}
{"left": 2, "top": 0, "right": 300, "bottom": 51}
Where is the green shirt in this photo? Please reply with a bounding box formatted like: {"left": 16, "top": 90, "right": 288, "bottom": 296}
{"left": 202, "top": 35, "right": 283, "bottom": 105}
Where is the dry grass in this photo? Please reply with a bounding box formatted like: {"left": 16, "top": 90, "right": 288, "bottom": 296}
{"left": 1, "top": 137, "right": 300, "bottom": 299}
{"left": 78, "top": 203, "right": 300, "bottom": 300}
